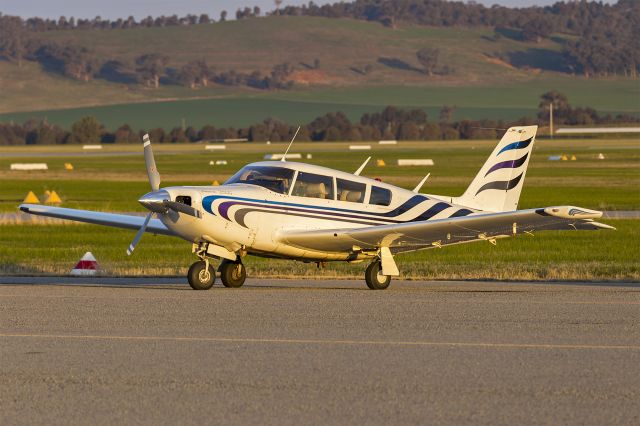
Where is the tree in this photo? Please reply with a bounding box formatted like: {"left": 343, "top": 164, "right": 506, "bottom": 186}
{"left": 114, "top": 124, "right": 138, "bottom": 143}
{"left": 62, "top": 46, "right": 100, "bottom": 81}
{"left": 70, "top": 116, "right": 103, "bottom": 144}
{"left": 538, "top": 91, "right": 571, "bottom": 123}
{"left": 135, "top": 53, "right": 169, "bottom": 88}
{"left": 521, "top": 17, "right": 553, "bottom": 43}
{"left": 220, "top": 10, "right": 227, "bottom": 22}
{"left": 439, "top": 105, "right": 456, "bottom": 123}
{"left": 416, "top": 48, "right": 439, "bottom": 76}
{"left": 0, "top": 15, "right": 26, "bottom": 66}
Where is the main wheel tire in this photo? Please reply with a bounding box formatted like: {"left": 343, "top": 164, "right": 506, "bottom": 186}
{"left": 219, "top": 260, "right": 247, "bottom": 288}
{"left": 187, "top": 261, "right": 216, "bottom": 290}
{"left": 365, "top": 261, "right": 391, "bottom": 290}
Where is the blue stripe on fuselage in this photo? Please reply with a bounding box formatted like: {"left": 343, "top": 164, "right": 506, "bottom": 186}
{"left": 202, "top": 194, "right": 432, "bottom": 219}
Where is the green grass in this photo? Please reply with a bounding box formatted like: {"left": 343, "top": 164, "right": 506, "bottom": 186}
{"left": 1, "top": 138, "right": 638, "bottom": 212}
{"left": 2, "top": 77, "right": 638, "bottom": 130}
{"left": 0, "top": 16, "right": 638, "bottom": 128}
{"left": 1, "top": 137, "right": 637, "bottom": 280}
{"left": 0, "top": 220, "right": 636, "bottom": 281}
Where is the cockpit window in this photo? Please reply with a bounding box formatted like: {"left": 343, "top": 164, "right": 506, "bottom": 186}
{"left": 337, "top": 178, "right": 366, "bottom": 203}
{"left": 292, "top": 172, "right": 334, "bottom": 200}
{"left": 224, "top": 166, "right": 295, "bottom": 194}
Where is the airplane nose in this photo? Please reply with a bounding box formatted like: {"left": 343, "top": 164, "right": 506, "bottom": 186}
{"left": 138, "top": 190, "right": 169, "bottom": 213}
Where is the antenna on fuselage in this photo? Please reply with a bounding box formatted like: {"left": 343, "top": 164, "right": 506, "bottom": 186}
{"left": 412, "top": 173, "right": 431, "bottom": 193}
{"left": 354, "top": 156, "right": 371, "bottom": 176}
{"left": 281, "top": 126, "right": 301, "bottom": 162}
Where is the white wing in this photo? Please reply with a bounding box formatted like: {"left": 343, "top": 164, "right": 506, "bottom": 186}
{"left": 277, "top": 205, "right": 614, "bottom": 254}
{"left": 19, "top": 204, "right": 173, "bottom": 236}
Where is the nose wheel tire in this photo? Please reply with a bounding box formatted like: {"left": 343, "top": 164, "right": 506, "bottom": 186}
{"left": 188, "top": 260, "right": 216, "bottom": 290}
{"left": 219, "top": 260, "right": 247, "bottom": 288}
{"left": 365, "top": 261, "right": 391, "bottom": 290}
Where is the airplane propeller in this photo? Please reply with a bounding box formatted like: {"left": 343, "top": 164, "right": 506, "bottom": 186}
{"left": 143, "top": 133, "right": 161, "bottom": 191}
{"left": 127, "top": 134, "right": 202, "bottom": 255}
{"left": 127, "top": 133, "right": 162, "bottom": 255}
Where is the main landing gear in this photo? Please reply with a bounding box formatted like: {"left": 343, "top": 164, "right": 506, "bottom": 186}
{"left": 364, "top": 248, "right": 398, "bottom": 290}
{"left": 364, "top": 261, "right": 392, "bottom": 290}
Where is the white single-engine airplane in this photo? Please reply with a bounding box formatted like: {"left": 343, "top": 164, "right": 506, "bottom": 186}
{"left": 20, "top": 125, "right": 614, "bottom": 290}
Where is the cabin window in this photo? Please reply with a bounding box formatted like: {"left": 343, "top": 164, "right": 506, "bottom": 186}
{"left": 224, "top": 166, "right": 294, "bottom": 194}
{"left": 292, "top": 172, "right": 334, "bottom": 199}
{"left": 369, "top": 186, "right": 392, "bottom": 206}
{"left": 337, "top": 178, "right": 365, "bottom": 203}
{"left": 175, "top": 196, "right": 192, "bottom": 206}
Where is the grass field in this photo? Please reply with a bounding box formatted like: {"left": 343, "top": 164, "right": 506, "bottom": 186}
{"left": 0, "top": 220, "right": 636, "bottom": 281}
{"left": 1, "top": 78, "right": 638, "bottom": 130}
{"left": 1, "top": 137, "right": 637, "bottom": 280}
{"left": 1, "top": 138, "right": 638, "bottom": 212}
{"left": 0, "top": 16, "right": 638, "bottom": 128}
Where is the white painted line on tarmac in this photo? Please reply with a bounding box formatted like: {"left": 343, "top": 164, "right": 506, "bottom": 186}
{"left": 1, "top": 333, "right": 639, "bottom": 350}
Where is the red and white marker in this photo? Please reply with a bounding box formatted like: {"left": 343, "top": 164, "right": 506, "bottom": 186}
{"left": 70, "top": 252, "right": 99, "bottom": 276}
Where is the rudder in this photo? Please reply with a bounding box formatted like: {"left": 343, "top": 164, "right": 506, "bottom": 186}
{"left": 453, "top": 126, "right": 537, "bottom": 212}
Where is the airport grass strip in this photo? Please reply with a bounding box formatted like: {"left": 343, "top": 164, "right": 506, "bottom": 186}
{"left": 1, "top": 220, "right": 637, "bottom": 281}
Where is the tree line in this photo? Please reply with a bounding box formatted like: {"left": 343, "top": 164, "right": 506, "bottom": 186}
{"left": 1, "top": 93, "right": 637, "bottom": 146}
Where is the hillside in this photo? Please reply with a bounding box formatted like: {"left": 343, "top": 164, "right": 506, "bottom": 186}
{"left": 0, "top": 16, "right": 638, "bottom": 128}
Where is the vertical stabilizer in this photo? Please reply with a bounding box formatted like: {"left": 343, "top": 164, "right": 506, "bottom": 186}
{"left": 453, "top": 126, "right": 537, "bottom": 212}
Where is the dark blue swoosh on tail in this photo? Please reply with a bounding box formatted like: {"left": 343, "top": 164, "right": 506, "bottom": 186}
{"left": 496, "top": 137, "right": 533, "bottom": 156}
{"left": 475, "top": 172, "right": 524, "bottom": 195}
{"left": 485, "top": 153, "right": 529, "bottom": 177}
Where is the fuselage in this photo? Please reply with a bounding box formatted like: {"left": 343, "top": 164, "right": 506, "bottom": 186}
{"left": 155, "top": 161, "right": 477, "bottom": 261}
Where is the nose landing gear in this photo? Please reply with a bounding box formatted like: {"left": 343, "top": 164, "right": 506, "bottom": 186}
{"left": 187, "top": 259, "right": 216, "bottom": 290}
{"left": 188, "top": 242, "right": 247, "bottom": 290}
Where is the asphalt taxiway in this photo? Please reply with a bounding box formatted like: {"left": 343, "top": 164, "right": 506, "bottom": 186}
{"left": 1, "top": 278, "right": 639, "bottom": 425}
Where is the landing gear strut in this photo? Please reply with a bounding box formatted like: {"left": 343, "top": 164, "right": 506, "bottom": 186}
{"left": 365, "top": 261, "right": 391, "bottom": 290}
{"left": 219, "top": 259, "right": 247, "bottom": 288}
{"left": 188, "top": 260, "right": 216, "bottom": 290}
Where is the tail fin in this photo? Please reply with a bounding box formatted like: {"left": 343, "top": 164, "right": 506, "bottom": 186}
{"left": 454, "top": 126, "right": 537, "bottom": 212}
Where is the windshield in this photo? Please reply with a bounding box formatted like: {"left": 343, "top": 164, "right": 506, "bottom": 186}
{"left": 224, "top": 166, "right": 295, "bottom": 194}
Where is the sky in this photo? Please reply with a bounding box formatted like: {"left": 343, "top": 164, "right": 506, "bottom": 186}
{"left": 0, "top": 0, "right": 611, "bottom": 20}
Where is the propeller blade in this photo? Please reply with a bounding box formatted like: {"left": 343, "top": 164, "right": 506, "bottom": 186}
{"left": 163, "top": 200, "right": 202, "bottom": 218}
{"left": 143, "top": 134, "right": 161, "bottom": 192}
{"left": 126, "top": 212, "right": 153, "bottom": 255}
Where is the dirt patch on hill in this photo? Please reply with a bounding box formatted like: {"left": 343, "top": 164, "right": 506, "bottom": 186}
{"left": 289, "top": 69, "right": 330, "bottom": 85}
{"left": 482, "top": 54, "right": 516, "bottom": 70}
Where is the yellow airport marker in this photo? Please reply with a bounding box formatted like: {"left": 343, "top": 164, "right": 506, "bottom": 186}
{"left": 570, "top": 155, "right": 577, "bottom": 161}
{"left": 561, "top": 155, "right": 568, "bottom": 161}
{"left": 376, "top": 159, "right": 386, "bottom": 167}
{"left": 44, "top": 190, "right": 62, "bottom": 204}
{"left": 64, "top": 163, "right": 74, "bottom": 170}
{"left": 212, "top": 180, "right": 220, "bottom": 186}
{"left": 23, "top": 191, "right": 40, "bottom": 204}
